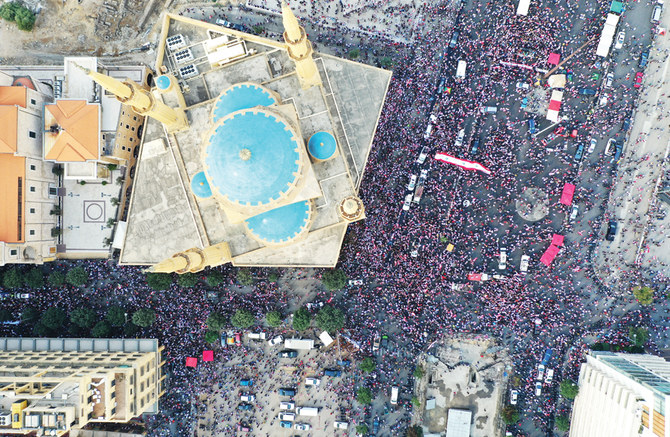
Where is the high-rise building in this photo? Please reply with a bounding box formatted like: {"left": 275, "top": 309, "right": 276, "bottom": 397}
{"left": 0, "top": 337, "right": 165, "bottom": 435}
{"left": 570, "top": 351, "right": 670, "bottom": 437}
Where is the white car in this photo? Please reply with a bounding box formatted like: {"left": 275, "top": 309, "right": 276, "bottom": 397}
{"left": 615, "top": 31, "right": 625, "bottom": 49}
{"left": 402, "top": 194, "right": 413, "bottom": 211}
{"left": 535, "top": 381, "right": 543, "bottom": 396}
{"left": 537, "top": 364, "right": 546, "bottom": 381}
{"left": 605, "top": 138, "right": 616, "bottom": 155}
{"left": 416, "top": 147, "right": 428, "bottom": 164}
{"left": 268, "top": 335, "right": 284, "bottom": 347}
{"left": 510, "top": 389, "right": 519, "bottom": 405}
{"left": 348, "top": 279, "right": 363, "bottom": 286}
{"left": 15, "top": 293, "right": 30, "bottom": 299}
{"left": 423, "top": 124, "right": 433, "bottom": 139}
{"left": 599, "top": 94, "right": 609, "bottom": 107}
{"left": 334, "top": 421, "right": 349, "bottom": 429}
{"left": 280, "top": 401, "right": 295, "bottom": 410}
{"left": 605, "top": 72, "right": 614, "bottom": 88}
{"left": 454, "top": 129, "right": 465, "bottom": 147}
{"left": 498, "top": 247, "right": 507, "bottom": 270}
{"left": 519, "top": 255, "right": 529, "bottom": 273}
{"left": 407, "top": 174, "right": 417, "bottom": 191}
{"left": 569, "top": 204, "right": 579, "bottom": 222}
{"left": 545, "top": 368, "right": 554, "bottom": 384}
{"left": 516, "top": 82, "right": 530, "bottom": 91}
{"left": 588, "top": 137, "right": 598, "bottom": 154}
{"left": 419, "top": 169, "right": 428, "bottom": 182}
{"left": 279, "top": 412, "right": 296, "bottom": 421}
{"left": 294, "top": 423, "right": 311, "bottom": 430}
{"left": 305, "top": 377, "right": 321, "bottom": 386}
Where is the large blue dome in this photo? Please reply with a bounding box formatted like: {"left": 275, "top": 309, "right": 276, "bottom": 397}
{"left": 203, "top": 109, "right": 303, "bottom": 207}
{"left": 212, "top": 83, "right": 278, "bottom": 122}
{"left": 245, "top": 200, "right": 312, "bottom": 245}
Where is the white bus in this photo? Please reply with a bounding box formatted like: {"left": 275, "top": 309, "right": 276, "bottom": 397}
{"left": 296, "top": 407, "right": 320, "bottom": 416}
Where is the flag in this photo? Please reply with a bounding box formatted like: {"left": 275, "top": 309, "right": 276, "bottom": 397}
{"left": 434, "top": 152, "right": 492, "bottom": 175}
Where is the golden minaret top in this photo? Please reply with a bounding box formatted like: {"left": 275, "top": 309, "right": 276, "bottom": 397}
{"left": 280, "top": 1, "right": 321, "bottom": 89}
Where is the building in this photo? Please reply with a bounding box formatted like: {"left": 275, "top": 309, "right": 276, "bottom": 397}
{"left": 570, "top": 351, "right": 670, "bottom": 437}
{"left": 101, "top": 2, "right": 391, "bottom": 271}
{"left": 0, "top": 337, "right": 165, "bottom": 435}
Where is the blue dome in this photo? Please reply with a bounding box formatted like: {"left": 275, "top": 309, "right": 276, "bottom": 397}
{"left": 204, "top": 109, "right": 302, "bottom": 206}
{"left": 308, "top": 131, "right": 337, "bottom": 160}
{"left": 156, "top": 75, "right": 171, "bottom": 90}
{"left": 213, "top": 83, "right": 278, "bottom": 122}
{"left": 191, "top": 171, "right": 212, "bottom": 198}
{"left": 245, "top": 201, "right": 312, "bottom": 245}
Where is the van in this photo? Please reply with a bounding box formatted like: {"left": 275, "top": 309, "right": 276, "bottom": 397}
{"left": 280, "top": 401, "right": 295, "bottom": 410}
{"left": 324, "top": 369, "right": 342, "bottom": 377}
{"left": 455, "top": 129, "right": 465, "bottom": 147}
{"left": 652, "top": 5, "right": 662, "bottom": 23}
{"left": 423, "top": 123, "right": 433, "bottom": 139}
{"left": 334, "top": 421, "right": 349, "bottom": 430}
{"left": 240, "top": 378, "right": 253, "bottom": 386}
{"left": 296, "top": 407, "right": 320, "bottom": 416}
{"left": 390, "top": 386, "right": 399, "bottom": 405}
{"left": 528, "top": 118, "right": 536, "bottom": 134}
{"left": 545, "top": 368, "right": 554, "bottom": 384}
{"left": 480, "top": 106, "right": 498, "bottom": 114}
{"left": 247, "top": 332, "right": 266, "bottom": 340}
{"left": 279, "top": 388, "right": 296, "bottom": 396}
{"left": 456, "top": 60, "right": 467, "bottom": 80}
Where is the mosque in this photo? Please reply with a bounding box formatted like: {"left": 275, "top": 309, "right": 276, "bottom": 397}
{"left": 86, "top": 2, "right": 391, "bottom": 272}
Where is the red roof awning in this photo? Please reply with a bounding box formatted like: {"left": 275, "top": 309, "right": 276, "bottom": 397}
{"left": 186, "top": 357, "right": 198, "bottom": 368}
{"left": 203, "top": 350, "right": 214, "bottom": 362}
{"left": 540, "top": 244, "right": 560, "bottom": 266}
{"left": 551, "top": 234, "right": 565, "bottom": 246}
{"left": 560, "top": 183, "right": 575, "bottom": 205}
{"left": 548, "top": 100, "right": 562, "bottom": 111}
{"left": 467, "top": 273, "right": 482, "bottom": 281}
{"left": 548, "top": 53, "right": 561, "bottom": 65}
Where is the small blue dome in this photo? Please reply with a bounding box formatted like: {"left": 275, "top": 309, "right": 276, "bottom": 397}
{"left": 156, "top": 75, "right": 171, "bottom": 90}
{"left": 191, "top": 171, "right": 212, "bottom": 198}
{"left": 308, "top": 131, "right": 337, "bottom": 160}
{"left": 204, "top": 109, "right": 302, "bottom": 206}
{"left": 213, "top": 83, "right": 278, "bottom": 122}
{"left": 245, "top": 201, "right": 312, "bottom": 245}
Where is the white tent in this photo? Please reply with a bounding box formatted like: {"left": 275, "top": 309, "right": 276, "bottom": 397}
{"left": 517, "top": 0, "right": 530, "bottom": 15}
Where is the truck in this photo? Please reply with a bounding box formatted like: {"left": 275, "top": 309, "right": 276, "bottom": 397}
{"left": 455, "top": 60, "right": 467, "bottom": 80}
{"left": 413, "top": 169, "right": 428, "bottom": 204}
{"left": 296, "top": 407, "right": 320, "bottom": 416}
{"left": 284, "top": 338, "right": 315, "bottom": 350}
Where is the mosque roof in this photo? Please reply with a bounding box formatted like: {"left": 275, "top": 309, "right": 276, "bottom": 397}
{"left": 212, "top": 83, "right": 279, "bottom": 122}
{"left": 203, "top": 108, "right": 303, "bottom": 207}
{"left": 245, "top": 200, "right": 312, "bottom": 245}
{"left": 308, "top": 131, "right": 337, "bottom": 160}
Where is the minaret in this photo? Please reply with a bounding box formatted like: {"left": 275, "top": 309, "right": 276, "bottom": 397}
{"left": 281, "top": 1, "right": 322, "bottom": 89}
{"left": 147, "top": 242, "right": 232, "bottom": 274}
{"left": 77, "top": 65, "right": 188, "bottom": 133}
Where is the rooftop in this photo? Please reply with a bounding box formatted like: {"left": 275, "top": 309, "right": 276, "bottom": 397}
{"left": 44, "top": 100, "right": 100, "bottom": 162}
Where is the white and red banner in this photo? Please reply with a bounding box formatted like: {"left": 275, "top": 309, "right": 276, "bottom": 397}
{"left": 434, "top": 152, "right": 492, "bottom": 175}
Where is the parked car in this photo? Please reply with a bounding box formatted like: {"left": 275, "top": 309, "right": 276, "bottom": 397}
{"left": 520, "top": 96, "right": 528, "bottom": 109}
{"left": 280, "top": 401, "right": 295, "bottom": 410}
{"left": 268, "top": 335, "right": 284, "bottom": 347}
{"left": 14, "top": 293, "right": 30, "bottom": 299}
{"left": 279, "top": 350, "right": 298, "bottom": 358}
{"left": 498, "top": 247, "right": 507, "bottom": 270}
{"left": 516, "top": 82, "right": 530, "bottom": 91}
{"left": 634, "top": 72, "right": 644, "bottom": 88}
{"left": 305, "top": 377, "right": 321, "bottom": 386}
{"left": 579, "top": 88, "right": 596, "bottom": 96}
{"left": 537, "top": 364, "right": 546, "bottom": 381}
{"left": 280, "top": 421, "right": 293, "bottom": 428}
{"left": 240, "top": 392, "right": 255, "bottom": 402}
{"left": 605, "top": 220, "right": 618, "bottom": 241}
{"left": 237, "top": 403, "right": 253, "bottom": 411}
{"left": 545, "top": 368, "right": 554, "bottom": 384}
{"left": 237, "top": 423, "right": 251, "bottom": 432}
{"left": 528, "top": 118, "right": 537, "bottom": 135}
{"left": 605, "top": 72, "right": 614, "bottom": 88}
{"left": 573, "top": 143, "right": 585, "bottom": 163}
{"left": 278, "top": 412, "right": 295, "bottom": 421}
{"left": 416, "top": 146, "right": 428, "bottom": 164}
{"left": 570, "top": 204, "right": 579, "bottom": 222}
{"left": 605, "top": 138, "right": 616, "bottom": 155}
{"left": 240, "top": 378, "right": 253, "bottom": 386}
{"left": 294, "top": 423, "right": 311, "bottom": 430}
{"left": 471, "top": 138, "right": 480, "bottom": 155}
{"left": 402, "top": 194, "right": 413, "bottom": 211}
{"left": 510, "top": 390, "right": 519, "bottom": 405}
{"left": 615, "top": 30, "right": 625, "bottom": 49}
{"left": 612, "top": 141, "right": 624, "bottom": 163}
{"left": 324, "top": 369, "right": 342, "bottom": 377}
{"left": 373, "top": 333, "right": 381, "bottom": 352}
{"left": 279, "top": 388, "right": 297, "bottom": 396}
{"left": 639, "top": 51, "right": 649, "bottom": 68}
{"left": 348, "top": 279, "right": 363, "bottom": 286}
{"left": 454, "top": 129, "right": 465, "bottom": 147}
{"left": 587, "top": 137, "right": 597, "bottom": 154}
{"left": 622, "top": 118, "right": 631, "bottom": 132}
{"left": 535, "top": 382, "right": 543, "bottom": 396}
{"left": 407, "top": 174, "right": 417, "bottom": 191}
{"left": 519, "top": 255, "right": 529, "bottom": 273}
{"left": 449, "top": 31, "right": 459, "bottom": 48}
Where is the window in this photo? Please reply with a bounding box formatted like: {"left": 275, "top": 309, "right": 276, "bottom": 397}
{"left": 133, "top": 116, "right": 137, "bottom": 121}
{"left": 30, "top": 186, "right": 35, "bottom": 192}
{"left": 30, "top": 208, "right": 35, "bottom": 213}
{"left": 10, "top": 249, "right": 17, "bottom": 256}
{"left": 111, "top": 407, "right": 116, "bottom": 415}
{"left": 30, "top": 98, "right": 36, "bottom": 105}
{"left": 30, "top": 165, "right": 35, "bottom": 170}
{"left": 49, "top": 187, "right": 57, "bottom": 196}
{"left": 29, "top": 131, "right": 36, "bottom": 138}
{"left": 140, "top": 382, "right": 144, "bottom": 391}
{"left": 29, "top": 230, "right": 35, "bottom": 236}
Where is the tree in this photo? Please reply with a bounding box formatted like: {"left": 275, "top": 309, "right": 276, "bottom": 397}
{"left": 15, "top": 6, "right": 36, "bottom": 32}
{"left": 41, "top": 307, "right": 66, "bottom": 330}
{"left": 349, "top": 48, "right": 360, "bottom": 59}
{"left": 556, "top": 415, "right": 570, "bottom": 432}
{"left": 292, "top": 307, "right": 311, "bottom": 331}
{"left": 356, "top": 424, "right": 369, "bottom": 435}
{"left": 24, "top": 267, "right": 43, "bottom": 288}
{"left": 0, "top": 309, "right": 12, "bottom": 322}
{"left": 237, "top": 268, "right": 254, "bottom": 286}
{"left": 177, "top": 272, "right": 199, "bottom": 288}
{"left": 266, "top": 310, "right": 282, "bottom": 327}
{"left": 204, "top": 330, "right": 219, "bottom": 343}
{"left": 206, "top": 312, "right": 227, "bottom": 331}
{"left": 106, "top": 305, "right": 126, "bottom": 326}
{"left": 3, "top": 267, "right": 22, "bottom": 288}
{"left": 629, "top": 326, "right": 649, "bottom": 347}
{"left": 66, "top": 266, "right": 89, "bottom": 287}
{"left": 380, "top": 56, "right": 392, "bottom": 69}
{"left": 315, "top": 305, "right": 345, "bottom": 333}
{"left": 560, "top": 379, "right": 579, "bottom": 400}
{"left": 410, "top": 396, "right": 420, "bottom": 408}
{"left": 48, "top": 271, "right": 65, "bottom": 287}
{"left": 21, "top": 307, "right": 39, "bottom": 323}
{"left": 359, "top": 357, "right": 376, "bottom": 373}
{"left": 633, "top": 285, "right": 654, "bottom": 305}
{"left": 206, "top": 271, "right": 225, "bottom": 287}
{"left": 146, "top": 273, "right": 172, "bottom": 290}
{"left": 406, "top": 425, "right": 423, "bottom": 437}
{"left": 413, "top": 364, "right": 425, "bottom": 379}
{"left": 501, "top": 405, "right": 520, "bottom": 424}
{"left": 70, "top": 308, "right": 97, "bottom": 329}
{"left": 132, "top": 308, "right": 156, "bottom": 328}
{"left": 321, "top": 269, "right": 347, "bottom": 291}
{"left": 252, "top": 24, "right": 264, "bottom": 34}
{"left": 231, "top": 309, "right": 255, "bottom": 328}
{"left": 356, "top": 387, "right": 372, "bottom": 405}
{"left": 0, "top": 2, "right": 19, "bottom": 21}
{"left": 268, "top": 272, "right": 279, "bottom": 283}
{"left": 124, "top": 322, "right": 139, "bottom": 337}
{"left": 91, "top": 320, "right": 112, "bottom": 337}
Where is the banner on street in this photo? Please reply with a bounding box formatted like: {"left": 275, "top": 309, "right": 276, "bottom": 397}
{"left": 434, "top": 152, "right": 492, "bottom": 175}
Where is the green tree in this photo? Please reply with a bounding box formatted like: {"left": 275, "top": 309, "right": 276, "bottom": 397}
{"left": 3, "top": 267, "right": 22, "bottom": 288}
{"left": 66, "top": 266, "right": 89, "bottom": 287}
{"left": 266, "top": 310, "right": 282, "bottom": 327}
{"left": 206, "top": 270, "right": 225, "bottom": 287}
{"left": 33, "top": 321, "right": 50, "bottom": 337}
{"left": 292, "top": 307, "right": 311, "bottom": 331}
{"left": 206, "top": 312, "right": 227, "bottom": 331}
{"left": 48, "top": 271, "right": 65, "bottom": 287}
{"left": 406, "top": 425, "right": 424, "bottom": 437}
{"left": 356, "top": 424, "right": 369, "bottom": 435}
{"left": 356, "top": 387, "right": 372, "bottom": 405}
{"left": 359, "top": 357, "right": 376, "bottom": 373}
{"left": 0, "top": 2, "right": 20, "bottom": 21}
{"left": 501, "top": 405, "right": 519, "bottom": 424}
{"left": 633, "top": 285, "right": 654, "bottom": 305}
{"left": 15, "top": 6, "right": 35, "bottom": 32}
{"left": 315, "top": 305, "right": 345, "bottom": 333}
{"left": 132, "top": 308, "right": 156, "bottom": 328}
{"left": 91, "top": 320, "right": 112, "bottom": 337}
{"left": 560, "top": 379, "right": 579, "bottom": 400}
{"left": 349, "top": 48, "right": 360, "bottom": 59}
{"left": 237, "top": 268, "right": 254, "bottom": 286}
{"left": 204, "top": 330, "right": 219, "bottom": 343}
{"left": 410, "top": 396, "right": 420, "bottom": 408}
{"left": 252, "top": 24, "right": 264, "bottom": 34}
{"left": 413, "top": 364, "right": 425, "bottom": 379}
{"left": 321, "top": 269, "right": 347, "bottom": 291}
{"left": 0, "top": 309, "right": 12, "bottom": 322}
{"left": 70, "top": 308, "right": 97, "bottom": 329}
{"left": 146, "top": 273, "right": 172, "bottom": 290}
{"left": 21, "top": 307, "right": 39, "bottom": 323}
{"left": 268, "top": 272, "right": 279, "bottom": 283}
{"left": 555, "top": 415, "right": 570, "bottom": 432}
{"left": 629, "top": 326, "right": 649, "bottom": 346}
{"left": 124, "top": 322, "right": 139, "bottom": 337}
{"left": 380, "top": 56, "right": 392, "bottom": 68}
{"left": 106, "top": 305, "right": 126, "bottom": 326}
{"left": 40, "top": 307, "right": 66, "bottom": 331}
{"left": 24, "top": 267, "right": 44, "bottom": 288}
{"left": 231, "top": 309, "right": 255, "bottom": 328}
{"left": 177, "top": 272, "right": 199, "bottom": 288}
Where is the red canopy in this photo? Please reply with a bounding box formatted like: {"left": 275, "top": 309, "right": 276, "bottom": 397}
{"left": 203, "top": 350, "right": 213, "bottom": 362}
{"left": 548, "top": 53, "right": 561, "bottom": 65}
{"left": 548, "top": 100, "right": 562, "bottom": 111}
{"left": 560, "top": 183, "right": 575, "bottom": 206}
{"left": 540, "top": 244, "right": 560, "bottom": 266}
{"left": 551, "top": 234, "right": 565, "bottom": 246}
{"left": 186, "top": 357, "right": 197, "bottom": 368}
{"left": 467, "top": 273, "right": 482, "bottom": 281}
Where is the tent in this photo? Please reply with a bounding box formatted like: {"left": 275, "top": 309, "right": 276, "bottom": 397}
{"left": 610, "top": 0, "right": 623, "bottom": 14}
{"left": 552, "top": 234, "right": 565, "bottom": 247}
{"left": 517, "top": 0, "right": 530, "bottom": 15}
{"left": 186, "top": 357, "right": 197, "bottom": 368}
{"left": 560, "top": 183, "right": 575, "bottom": 205}
{"left": 202, "top": 350, "right": 214, "bottom": 362}
{"left": 548, "top": 53, "right": 561, "bottom": 65}
{"left": 547, "top": 74, "right": 566, "bottom": 89}
{"left": 540, "top": 244, "right": 560, "bottom": 266}
{"left": 546, "top": 90, "right": 563, "bottom": 122}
